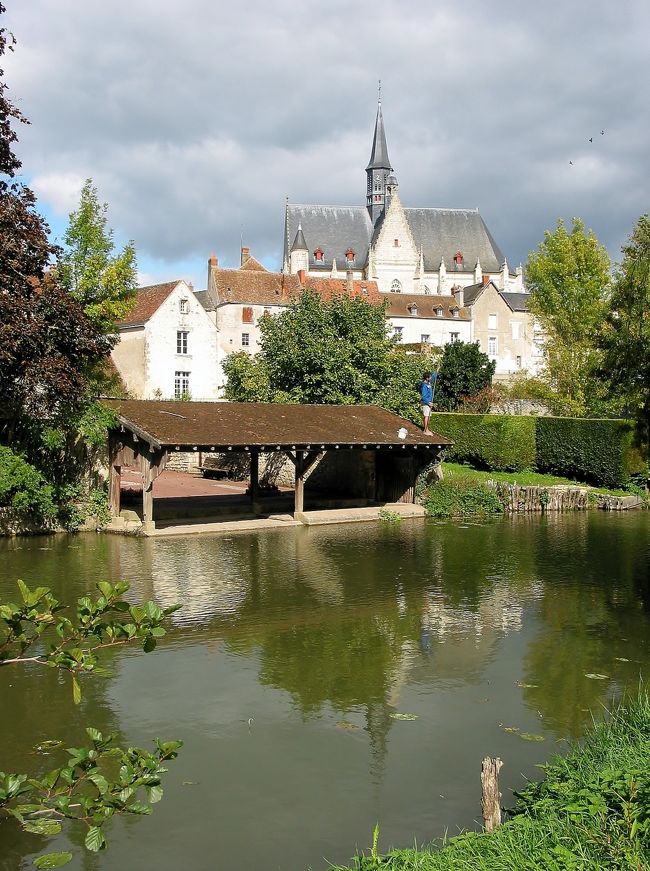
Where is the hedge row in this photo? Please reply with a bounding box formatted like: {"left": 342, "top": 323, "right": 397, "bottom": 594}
{"left": 429, "top": 412, "right": 647, "bottom": 488}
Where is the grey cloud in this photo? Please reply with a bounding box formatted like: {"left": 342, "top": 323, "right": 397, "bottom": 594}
{"left": 4, "top": 0, "right": 649, "bottom": 276}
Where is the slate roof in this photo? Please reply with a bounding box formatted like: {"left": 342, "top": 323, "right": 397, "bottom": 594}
{"left": 118, "top": 281, "right": 182, "bottom": 327}
{"left": 461, "top": 282, "right": 487, "bottom": 307}
{"left": 102, "top": 399, "right": 451, "bottom": 449}
{"left": 284, "top": 205, "right": 506, "bottom": 274}
{"left": 385, "top": 293, "right": 470, "bottom": 320}
{"left": 501, "top": 292, "right": 530, "bottom": 312}
{"left": 367, "top": 104, "right": 392, "bottom": 171}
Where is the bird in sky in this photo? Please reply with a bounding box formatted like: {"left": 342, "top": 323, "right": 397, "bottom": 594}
{"left": 589, "top": 137, "right": 593, "bottom": 142}
{"left": 601, "top": 130, "right": 605, "bottom": 135}
{"left": 569, "top": 160, "right": 574, "bottom": 165}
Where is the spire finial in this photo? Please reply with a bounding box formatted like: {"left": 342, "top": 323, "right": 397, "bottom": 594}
{"left": 378, "top": 79, "right": 382, "bottom": 105}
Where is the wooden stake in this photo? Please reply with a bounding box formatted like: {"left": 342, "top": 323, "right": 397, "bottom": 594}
{"left": 481, "top": 756, "right": 503, "bottom": 832}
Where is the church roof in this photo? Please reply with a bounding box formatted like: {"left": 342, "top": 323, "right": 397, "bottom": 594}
{"left": 118, "top": 280, "right": 183, "bottom": 327}
{"left": 284, "top": 204, "right": 506, "bottom": 275}
{"left": 366, "top": 103, "right": 392, "bottom": 171}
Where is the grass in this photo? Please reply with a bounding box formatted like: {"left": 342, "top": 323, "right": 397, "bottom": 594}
{"left": 328, "top": 692, "right": 650, "bottom": 871}
{"left": 443, "top": 463, "right": 636, "bottom": 498}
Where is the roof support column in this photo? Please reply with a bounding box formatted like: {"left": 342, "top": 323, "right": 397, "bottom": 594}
{"left": 109, "top": 463, "right": 121, "bottom": 521}
{"left": 249, "top": 449, "right": 261, "bottom": 515}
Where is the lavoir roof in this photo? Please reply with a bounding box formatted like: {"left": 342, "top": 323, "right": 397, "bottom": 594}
{"left": 102, "top": 399, "right": 451, "bottom": 451}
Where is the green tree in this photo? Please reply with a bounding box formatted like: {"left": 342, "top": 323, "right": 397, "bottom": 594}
{"left": 434, "top": 341, "right": 495, "bottom": 411}
{"left": 223, "top": 289, "right": 437, "bottom": 420}
{"left": 526, "top": 218, "right": 612, "bottom": 416}
{"left": 599, "top": 215, "right": 650, "bottom": 444}
{"left": 58, "top": 179, "right": 137, "bottom": 334}
{"left": 0, "top": 580, "right": 181, "bottom": 866}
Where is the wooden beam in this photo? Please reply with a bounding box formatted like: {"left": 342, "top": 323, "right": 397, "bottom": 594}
{"left": 250, "top": 449, "right": 259, "bottom": 509}
{"left": 109, "top": 464, "right": 121, "bottom": 519}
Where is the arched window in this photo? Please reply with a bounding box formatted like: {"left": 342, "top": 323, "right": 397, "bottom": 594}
{"left": 391, "top": 279, "right": 402, "bottom": 294}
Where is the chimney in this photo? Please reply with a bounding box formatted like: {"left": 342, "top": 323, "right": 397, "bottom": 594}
{"left": 482, "top": 274, "right": 490, "bottom": 287}
{"left": 240, "top": 246, "right": 250, "bottom": 266}
{"left": 346, "top": 269, "right": 354, "bottom": 293}
{"left": 208, "top": 253, "right": 218, "bottom": 267}
{"left": 454, "top": 285, "right": 465, "bottom": 307}
{"left": 298, "top": 269, "right": 306, "bottom": 286}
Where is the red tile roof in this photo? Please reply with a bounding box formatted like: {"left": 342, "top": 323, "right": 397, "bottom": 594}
{"left": 302, "top": 276, "right": 382, "bottom": 303}
{"left": 213, "top": 268, "right": 382, "bottom": 307}
{"left": 118, "top": 281, "right": 182, "bottom": 326}
{"left": 240, "top": 256, "right": 268, "bottom": 272}
{"left": 384, "top": 293, "right": 470, "bottom": 320}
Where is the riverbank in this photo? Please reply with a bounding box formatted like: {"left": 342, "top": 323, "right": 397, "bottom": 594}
{"left": 330, "top": 693, "right": 650, "bottom": 871}
{"left": 424, "top": 463, "right": 647, "bottom": 517}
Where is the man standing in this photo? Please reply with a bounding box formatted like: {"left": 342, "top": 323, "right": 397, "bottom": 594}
{"left": 420, "top": 371, "right": 436, "bottom": 434}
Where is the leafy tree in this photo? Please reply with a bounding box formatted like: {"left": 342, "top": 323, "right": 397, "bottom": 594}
{"left": 58, "top": 180, "right": 137, "bottom": 334}
{"left": 599, "top": 214, "right": 650, "bottom": 443}
{"left": 526, "top": 218, "right": 612, "bottom": 416}
{"left": 433, "top": 341, "right": 495, "bottom": 411}
{"left": 0, "top": 580, "right": 181, "bottom": 865}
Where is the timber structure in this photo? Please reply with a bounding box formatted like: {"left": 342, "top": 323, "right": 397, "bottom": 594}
{"left": 103, "top": 399, "right": 451, "bottom": 530}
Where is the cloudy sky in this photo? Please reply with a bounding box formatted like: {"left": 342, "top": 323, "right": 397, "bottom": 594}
{"left": 4, "top": 0, "right": 648, "bottom": 288}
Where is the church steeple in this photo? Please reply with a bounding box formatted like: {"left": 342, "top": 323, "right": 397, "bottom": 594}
{"left": 366, "top": 85, "right": 393, "bottom": 225}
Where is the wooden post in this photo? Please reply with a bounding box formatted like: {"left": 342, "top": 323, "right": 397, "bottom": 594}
{"left": 294, "top": 453, "right": 305, "bottom": 515}
{"left": 109, "top": 464, "right": 121, "bottom": 520}
{"left": 250, "top": 449, "right": 260, "bottom": 513}
{"left": 481, "top": 756, "right": 503, "bottom": 832}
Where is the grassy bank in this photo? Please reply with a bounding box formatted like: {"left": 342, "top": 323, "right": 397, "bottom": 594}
{"left": 329, "top": 693, "right": 650, "bottom": 871}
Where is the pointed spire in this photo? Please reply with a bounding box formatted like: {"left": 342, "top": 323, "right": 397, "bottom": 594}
{"left": 291, "top": 223, "right": 308, "bottom": 252}
{"left": 366, "top": 99, "right": 392, "bottom": 171}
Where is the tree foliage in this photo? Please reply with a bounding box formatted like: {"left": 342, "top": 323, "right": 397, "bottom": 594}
{"left": 526, "top": 218, "right": 612, "bottom": 416}
{"left": 223, "top": 289, "right": 438, "bottom": 421}
{"left": 433, "top": 341, "right": 495, "bottom": 412}
{"left": 599, "top": 214, "right": 650, "bottom": 443}
{"left": 0, "top": 580, "right": 182, "bottom": 864}
{"left": 58, "top": 179, "right": 137, "bottom": 334}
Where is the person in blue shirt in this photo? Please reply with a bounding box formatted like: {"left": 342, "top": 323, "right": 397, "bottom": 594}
{"left": 420, "top": 371, "right": 436, "bottom": 434}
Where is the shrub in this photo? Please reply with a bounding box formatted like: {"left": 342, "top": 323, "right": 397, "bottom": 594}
{"left": 429, "top": 412, "right": 537, "bottom": 472}
{"left": 0, "top": 446, "right": 57, "bottom": 521}
{"left": 536, "top": 416, "right": 648, "bottom": 489}
{"left": 425, "top": 480, "right": 503, "bottom": 518}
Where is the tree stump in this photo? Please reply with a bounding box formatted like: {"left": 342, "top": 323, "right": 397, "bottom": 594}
{"left": 481, "top": 756, "right": 503, "bottom": 832}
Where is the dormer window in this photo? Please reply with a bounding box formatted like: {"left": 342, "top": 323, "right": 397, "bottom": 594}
{"left": 346, "top": 248, "right": 355, "bottom": 263}
{"left": 314, "top": 247, "right": 324, "bottom": 262}
{"left": 452, "top": 307, "right": 460, "bottom": 318}
{"left": 436, "top": 307, "right": 443, "bottom": 317}
{"left": 408, "top": 304, "right": 418, "bottom": 317}
{"left": 179, "top": 299, "right": 188, "bottom": 313}
{"left": 391, "top": 279, "right": 402, "bottom": 294}
{"left": 453, "top": 251, "right": 464, "bottom": 267}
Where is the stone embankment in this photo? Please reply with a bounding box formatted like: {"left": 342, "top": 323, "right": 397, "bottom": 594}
{"left": 490, "top": 482, "right": 643, "bottom": 512}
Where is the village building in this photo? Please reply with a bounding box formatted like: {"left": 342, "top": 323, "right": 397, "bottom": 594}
{"left": 111, "top": 279, "right": 220, "bottom": 400}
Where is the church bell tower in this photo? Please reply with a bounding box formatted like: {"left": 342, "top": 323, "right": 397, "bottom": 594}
{"left": 366, "top": 88, "right": 393, "bottom": 226}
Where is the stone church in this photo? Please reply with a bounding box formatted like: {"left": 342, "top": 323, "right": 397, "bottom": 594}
{"left": 283, "top": 100, "right": 524, "bottom": 298}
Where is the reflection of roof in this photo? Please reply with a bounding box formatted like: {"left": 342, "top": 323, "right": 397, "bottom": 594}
{"left": 385, "top": 293, "right": 469, "bottom": 320}
{"left": 118, "top": 281, "right": 182, "bottom": 326}
{"left": 102, "top": 399, "right": 452, "bottom": 450}
{"left": 285, "top": 205, "right": 506, "bottom": 273}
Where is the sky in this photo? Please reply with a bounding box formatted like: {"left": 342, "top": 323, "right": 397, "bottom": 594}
{"left": 3, "top": 0, "right": 649, "bottom": 289}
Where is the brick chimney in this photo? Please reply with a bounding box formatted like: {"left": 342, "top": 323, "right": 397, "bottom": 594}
{"left": 346, "top": 269, "right": 354, "bottom": 293}
{"left": 240, "top": 246, "right": 250, "bottom": 266}
{"left": 298, "top": 269, "right": 306, "bottom": 286}
{"left": 208, "top": 253, "right": 218, "bottom": 267}
{"left": 482, "top": 274, "right": 490, "bottom": 287}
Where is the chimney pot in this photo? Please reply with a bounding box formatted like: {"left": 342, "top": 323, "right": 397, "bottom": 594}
{"left": 209, "top": 254, "right": 218, "bottom": 267}
{"left": 482, "top": 274, "right": 489, "bottom": 286}
{"left": 298, "top": 269, "right": 306, "bottom": 285}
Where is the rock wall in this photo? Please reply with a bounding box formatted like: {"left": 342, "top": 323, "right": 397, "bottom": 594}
{"left": 490, "top": 482, "right": 644, "bottom": 512}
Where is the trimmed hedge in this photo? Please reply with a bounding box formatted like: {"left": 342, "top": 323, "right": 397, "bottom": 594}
{"left": 429, "top": 413, "right": 648, "bottom": 488}
{"left": 429, "top": 413, "right": 536, "bottom": 472}
{"left": 536, "top": 416, "right": 647, "bottom": 489}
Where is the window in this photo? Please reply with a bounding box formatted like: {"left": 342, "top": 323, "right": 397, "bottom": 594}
{"left": 241, "top": 333, "right": 250, "bottom": 347}
{"left": 452, "top": 308, "right": 459, "bottom": 318}
{"left": 423, "top": 285, "right": 431, "bottom": 295}
{"left": 394, "top": 326, "right": 404, "bottom": 341}
{"left": 179, "top": 299, "right": 188, "bottom": 314}
{"left": 408, "top": 304, "right": 418, "bottom": 316}
{"left": 450, "top": 332, "right": 459, "bottom": 342}
{"left": 174, "top": 371, "right": 190, "bottom": 400}
{"left": 516, "top": 355, "right": 522, "bottom": 368}
{"left": 394, "top": 239, "right": 399, "bottom": 247}
{"left": 488, "top": 336, "right": 497, "bottom": 357}
{"left": 242, "top": 306, "right": 254, "bottom": 324}
{"left": 176, "top": 331, "right": 188, "bottom": 355}
{"left": 391, "top": 279, "right": 402, "bottom": 293}
{"left": 511, "top": 321, "right": 521, "bottom": 340}
{"left": 488, "top": 313, "right": 497, "bottom": 330}
{"left": 314, "top": 247, "right": 324, "bottom": 262}
{"left": 436, "top": 307, "right": 443, "bottom": 317}
{"left": 421, "top": 333, "right": 430, "bottom": 343}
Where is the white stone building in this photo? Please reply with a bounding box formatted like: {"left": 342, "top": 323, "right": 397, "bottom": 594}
{"left": 112, "top": 279, "right": 220, "bottom": 400}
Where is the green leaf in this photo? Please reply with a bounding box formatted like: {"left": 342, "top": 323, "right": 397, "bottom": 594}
{"left": 84, "top": 825, "right": 106, "bottom": 852}
{"left": 147, "top": 784, "right": 163, "bottom": 803}
{"left": 33, "top": 853, "right": 73, "bottom": 869}
{"left": 23, "top": 819, "right": 63, "bottom": 836}
{"left": 17, "top": 579, "right": 30, "bottom": 604}
{"left": 72, "top": 676, "right": 81, "bottom": 705}
{"left": 87, "top": 770, "right": 109, "bottom": 795}
{"left": 96, "top": 581, "right": 113, "bottom": 599}
{"left": 85, "top": 727, "right": 103, "bottom": 743}
{"left": 584, "top": 673, "right": 609, "bottom": 680}
{"left": 143, "top": 635, "right": 156, "bottom": 653}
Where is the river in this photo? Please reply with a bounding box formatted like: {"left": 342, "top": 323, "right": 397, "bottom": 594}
{"left": 1, "top": 511, "right": 649, "bottom": 870}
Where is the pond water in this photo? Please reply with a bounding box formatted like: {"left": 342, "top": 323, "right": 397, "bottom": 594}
{"left": 1, "top": 512, "right": 649, "bottom": 871}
